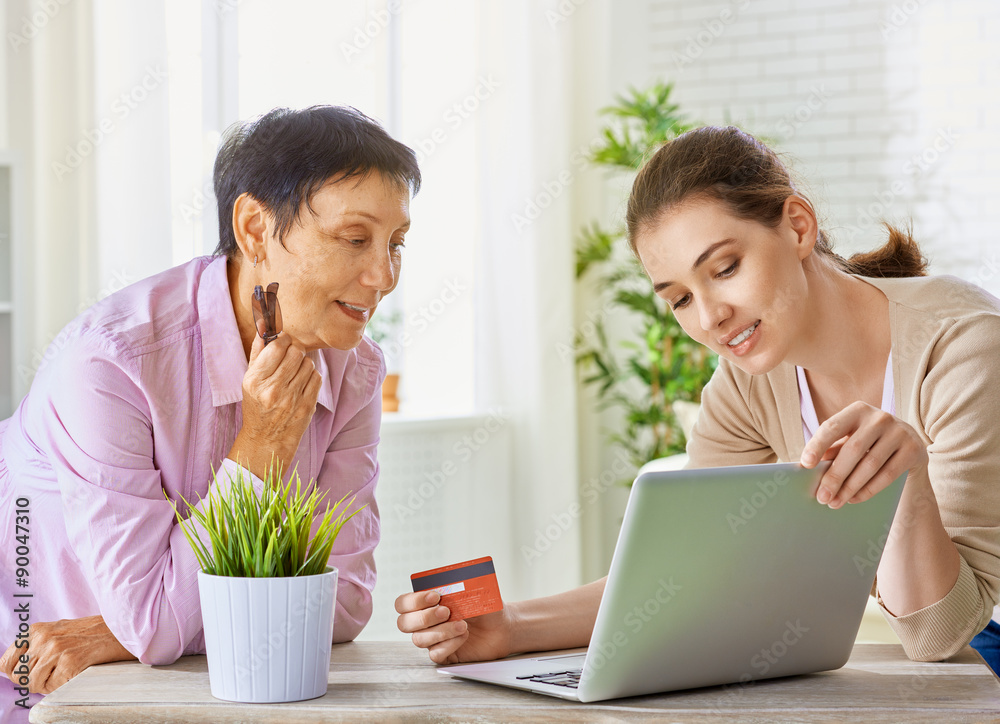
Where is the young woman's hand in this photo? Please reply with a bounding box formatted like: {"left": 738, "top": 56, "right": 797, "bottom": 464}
{"left": 395, "top": 590, "right": 515, "bottom": 665}
{"left": 228, "top": 332, "right": 323, "bottom": 479}
{"left": 800, "top": 400, "right": 928, "bottom": 508}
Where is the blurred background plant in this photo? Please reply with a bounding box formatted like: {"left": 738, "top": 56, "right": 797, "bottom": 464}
{"left": 575, "top": 81, "right": 718, "bottom": 480}
{"left": 365, "top": 307, "right": 403, "bottom": 357}
{"left": 366, "top": 307, "right": 404, "bottom": 411}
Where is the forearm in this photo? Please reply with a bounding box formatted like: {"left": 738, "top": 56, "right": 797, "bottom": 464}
{"left": 875, "top": 472, "right": 962, "bottom": 616}
{"left": 508, "top": 577, "right": 606, "bottom": 655}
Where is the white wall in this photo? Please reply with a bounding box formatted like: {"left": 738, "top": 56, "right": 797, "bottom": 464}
{"left": 648, "top": 0, "right": 999, "bottom": 291}
{"left": 0, "top": 5, "right": 7, "bottom": 149}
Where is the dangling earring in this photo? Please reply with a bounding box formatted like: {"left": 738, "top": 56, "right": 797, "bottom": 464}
{"left": 253, "top": 255, "right": 258, "bottom": 268}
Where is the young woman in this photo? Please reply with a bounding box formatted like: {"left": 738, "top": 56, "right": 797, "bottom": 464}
{"left": 395, "top": 125, "right": 1000, "bottom": 672}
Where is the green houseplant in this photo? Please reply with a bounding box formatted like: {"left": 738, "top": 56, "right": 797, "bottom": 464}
{"left": 365, "top": 307, "right": 403, "bottom": 411}
{"left": 169, "top": 463, "right": 363, "bottom": 703}
{"left": 575, "top": 82, "right": 718, "bottom": 479}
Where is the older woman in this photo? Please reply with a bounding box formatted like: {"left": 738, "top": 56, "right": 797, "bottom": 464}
{"left": 0, "top": 105, "right": 418, "bottom": 717}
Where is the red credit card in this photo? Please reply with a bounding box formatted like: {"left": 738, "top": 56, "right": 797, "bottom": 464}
{"left": 410, "top": 556, "right": 503, "bottom": 622}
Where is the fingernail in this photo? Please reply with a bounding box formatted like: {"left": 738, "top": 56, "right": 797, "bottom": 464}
{"left": 801, "top": 453, "right": 815, "bottom": 467}
{"left": 425, "top": 591, "right": 439, "bottom": 605}
{"left": 436, "top": 606, "right": 449, "bottom": 619}
{"left": 817, "top": 488, "right": 830, "bottom": 504}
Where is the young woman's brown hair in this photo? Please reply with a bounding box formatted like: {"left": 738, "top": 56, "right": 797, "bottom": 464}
{"left": 625, "top": 125, "right": 928, "bottom": 278}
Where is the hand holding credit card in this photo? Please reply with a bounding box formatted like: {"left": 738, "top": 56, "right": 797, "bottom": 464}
{"left": 411, "top": 556, "right": 503, "bottom": 622}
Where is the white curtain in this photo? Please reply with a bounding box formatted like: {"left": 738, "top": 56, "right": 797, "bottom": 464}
{"left": 4, "top": 0, "right": 175, "bottom": 397}
{"left": 4, "top": 0, "right": 96, "bottom": 398}
{"left": 474, "top": 1, "right": 582, "bottom": 600}
{"left": 92, "top": 0, "right": 173, "bottom": 286}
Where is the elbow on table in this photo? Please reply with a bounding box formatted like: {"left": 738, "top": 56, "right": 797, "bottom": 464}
{"left": 886, "top": 557, "right": 994, "bottom": 664}
{"left": 138, "top": 651, "right": 180, "bottom": 666}
{"left": 333, "top": 590, "right": 373, "bottom": 643}
{"left": 896, "top": 605, "right": 987, "bottom": 663}
{"left": 902, "top": 630, "right": 978, "bottom": 663}
{"left": 129, "top": 630, "right": 187, "bottom": 667}
{"left": 136, "top": 643, "right": 184, "bottom": 667}
{"left": 107, "top": 617, "right": 186, "bottom": 667}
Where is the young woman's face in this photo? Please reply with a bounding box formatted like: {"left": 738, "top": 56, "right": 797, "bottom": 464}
{"left": 261, "top": 172, "right": 410, "bottom": 351}
{"left": 635, "top": 196, "right": 814, "bottom": 376}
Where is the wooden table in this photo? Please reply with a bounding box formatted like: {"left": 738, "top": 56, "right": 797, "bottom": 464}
{"left": 29, "top": 642, "right": 1000, "bottom": 723}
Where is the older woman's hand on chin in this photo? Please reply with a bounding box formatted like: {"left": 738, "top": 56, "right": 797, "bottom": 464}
{"left": 395, "top": 590, "right": 516, "bottom": 665}
{"left": 227, "top": 330, "right": 323, "bottom": 481}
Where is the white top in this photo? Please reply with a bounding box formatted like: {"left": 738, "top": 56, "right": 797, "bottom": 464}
{"left": 796, "top": 351, "right": 895, "bottom": 444}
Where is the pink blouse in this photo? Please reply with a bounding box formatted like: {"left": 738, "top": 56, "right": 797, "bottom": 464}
{"left": 0, "top": 256, "right": 384, "bottom": 719}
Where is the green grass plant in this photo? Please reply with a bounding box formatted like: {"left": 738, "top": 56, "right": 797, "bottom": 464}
{"left": 167, "top": 462, "right": 363, "bottom": 578}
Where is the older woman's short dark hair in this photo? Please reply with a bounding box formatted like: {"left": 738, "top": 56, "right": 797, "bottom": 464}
{"left": 212, "top": 105, "right": 421, "bottom": 257}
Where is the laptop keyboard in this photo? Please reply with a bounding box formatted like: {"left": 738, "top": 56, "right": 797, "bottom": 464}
{"left": 516, "top": 668, "right": 582, "bottom": 689}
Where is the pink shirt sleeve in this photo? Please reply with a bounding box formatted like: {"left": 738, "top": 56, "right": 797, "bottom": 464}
{"left": 318, "top": 388, "right": 382, "bottom": 643}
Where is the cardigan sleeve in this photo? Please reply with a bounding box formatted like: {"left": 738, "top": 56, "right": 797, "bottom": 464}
{"left": 876, "top": 312, "right": 1000, "bottom": 660}
{"left": 685, "top": 357, "right": 778, "bottom": 469}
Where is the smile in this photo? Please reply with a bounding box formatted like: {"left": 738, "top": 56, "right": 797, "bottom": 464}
{"left": 336, "top": 301, "right": 371, "bottom": 322}
{"left": 727, "top": 321, "right": 759, "bottom": 347}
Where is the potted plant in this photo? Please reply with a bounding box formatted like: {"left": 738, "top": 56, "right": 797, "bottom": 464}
{"left": 168, "top": 463, "right": 363, "bottom": 703}
{"left": 575, "top": 82, "right": 718, "bottom": 482}
{"left": 365, "top": 307, "right": 403, "bottom": 412}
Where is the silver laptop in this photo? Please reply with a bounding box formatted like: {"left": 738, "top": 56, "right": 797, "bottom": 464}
{"left": 438, "top": 461, "right": 905, "bottom": 702}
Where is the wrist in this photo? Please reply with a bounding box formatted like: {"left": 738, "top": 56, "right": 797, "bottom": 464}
{"left": 226, "top": 434, "right": 288, "bottom": 483}
{"left": 506, "top": 594, "right": 575, "bottom": 656}
{"left": 505, "top": 601, "right": 526, "bottom": 656}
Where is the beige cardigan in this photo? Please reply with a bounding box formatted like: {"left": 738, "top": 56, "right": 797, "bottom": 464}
{"left": 685, "top": 273, "right": 1000, "bottom": 661}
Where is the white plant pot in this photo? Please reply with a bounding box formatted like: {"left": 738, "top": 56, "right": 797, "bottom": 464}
{"left": 197, "top": 566, "right": 338, "bottom": 703}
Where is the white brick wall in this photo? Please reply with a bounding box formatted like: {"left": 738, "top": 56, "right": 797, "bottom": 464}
{"left": 647, "top": 0, "right": 1000, "bottom": 296}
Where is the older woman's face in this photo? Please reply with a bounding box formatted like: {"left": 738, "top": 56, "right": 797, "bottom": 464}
{"left": 635, "top": 196, "right": 812, "bottom": 376}
{"left": 263, "top": 172, "right": 410, "bottom": 351}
